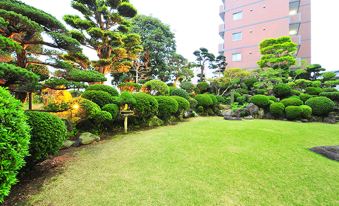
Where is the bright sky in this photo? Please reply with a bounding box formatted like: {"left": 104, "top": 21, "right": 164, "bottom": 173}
{"left": 22, "top": 0, "right": 339, "bottom": 71}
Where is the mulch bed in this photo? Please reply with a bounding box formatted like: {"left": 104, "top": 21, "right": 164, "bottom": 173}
{"left": 310, "top": 146, "right": 339, "bottom": 161}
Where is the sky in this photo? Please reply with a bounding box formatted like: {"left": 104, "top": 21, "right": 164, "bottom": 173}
{"left": 22, "top": 0, "right": 339, "bottom": 71}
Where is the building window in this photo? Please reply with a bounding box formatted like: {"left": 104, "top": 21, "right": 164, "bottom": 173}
{"left": 232, "top": 53, "right": 242, "bottom": 62}
{"left": 289, "top": 1, "right": 300, "bottom": 15}
{"left": 289, "top": 23, "right": 299, "bottom": 35}
{"left": 233, "top": 11, "right": 243, "bottom": 20}
{"left": 232, "top": 32, "right": 242, "bottom": 41}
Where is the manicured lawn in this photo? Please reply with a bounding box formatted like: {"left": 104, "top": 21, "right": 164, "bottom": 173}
{"left": 27, "top": 118, "right": 338, "bottom": 206}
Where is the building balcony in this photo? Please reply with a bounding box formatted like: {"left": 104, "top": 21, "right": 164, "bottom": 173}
{"left": 219, "top": 5, "right": 225, "bottom": 21}
{"left": 219, "top": 24, "right": 225, "bottom": 39}
{"left": 289, "top": 13, "right": 301, "bottom": 24}
{"left": 218, "top": 43, "right": 225, "bottom": 54}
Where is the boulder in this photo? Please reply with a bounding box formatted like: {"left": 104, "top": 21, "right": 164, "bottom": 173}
{"left": 243, "top": 116, "right": 254, "bottom": 120}
{"left": 147, "top": 116, "right": 164, "bottom": 127}
{"left": 246, "top": 103, "right": 259, "bottom": 116}
{"left": 323, "top": 116, "right": 337, "bottom": 124}
{"left": 61, "top": 140, "right": 75, "bottom": 149}
{"left": 310, "top": 146, "right": 339, "bottom": 161}
{"left": 79, "top": 132, "right": 100, "bottom": 145}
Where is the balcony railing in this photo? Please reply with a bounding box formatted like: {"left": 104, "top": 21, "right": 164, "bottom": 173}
{"left": 219, "top": 5, "right": 225, "bottom": 21}
{"left": 219, "top": 24, "right": 225, "bottom": 39}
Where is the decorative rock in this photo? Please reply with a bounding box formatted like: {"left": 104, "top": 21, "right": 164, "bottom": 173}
{"left": 79, "top": 132, "right": 100, "bottom": 145}
{"left": 222, "top": 110, "right": 233, "bottom": 117}
{"left": 323, "top": 116, "right": 337, "bottom": 124}
{"left": 224, "top": 116, "right": 242, "bottom": 121}
{"left": 258, "top": 108, "right": 265, "bottom": 119}
{"left": 62, "top": 140, "right": 75, "bottom": 149}
{"left": 301, "top": 119, "right": 309, "bottom": 123}
{"left": 310, "top": 146, "right": 339, "bottom": 161}
{"left": 246, "top": 103, "right": 259, "bottom": 116}
{"left": 243, "top": 116, "right": 254, "bottom": 120}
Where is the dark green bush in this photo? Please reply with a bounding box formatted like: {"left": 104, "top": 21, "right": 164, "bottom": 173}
{"left": 76, "top": 98, "right": 101, "bottom": 120}
{"left": 208, "top": 94, "right": 218, "bottom": 106}
{"left": 86, "top": 84, "right": 119, "bottom": 96}
{"left": 171, "top": 96, "right": 190, "bottom": 119}
{"left": 300, "top": 105, "right": 312, "bottom": 119}
{"left": 188, "top": 97, "right": 198, "bottom": 109}
{"left": 102, "top": 104, "right": 119, "bottom": 120}
{"left": 142, "top": 80, "right": 169, "bottom": 95}
{"left": 93, "top": 111, "right": 113, "bottom": 124}
{"left": 236, "top": 95, "right": 247, "bottom": 104}
{"left": 269, "top": 102, "right": 285, "bottom": 118}
{"left": 305, "top": 97, "right": 335, "bottom": 116}
{"left": 299, "top": 93, "right": 313, "bottom": 102}
{"left": 196, "top": 82, "right": 209, "bottom": 93}
{"left": 25, "top": 111, "right": 67, "bottom": 164}
{"left": 319, "top": 92, "right": 339, "bottom": 101}
{"left": 171, "top": 88, "right": 189, "bottom": 99}
{"left": 82, "top": 90, "right": 114, "bottom": 108}
{"left": 285, "top": 106, "right": 303, "bottom": 120}
{"left": 281, "top": 97, "right": 303, "bottom": 107}
{"left": 180, "top": 81, "right": 195, "bottom": 93}
{"left": 119, "top": 92, "right": 136, "bottom": 106}
{"left": 216, "top": 95, "right": 227, "bottom": 104}
{"left": 195, "top": 94, "right": 213, "bottom": 108}
{"left": 155, "top": 96, "right": 178, "bottom": 121}
{"left": 197, "top": 106, "right": 204, "bottom": 113}
{"left": 305, "top": 87, "right": 323, "bottom": 95}
{"left": 250, "top": 95, "right": 270, "bottom": 108}
{"left": 273, "top": 84, "right": 292, "bottom": 98}
{"left": 133, "top": 93, "right": 158, "bottom": 122}
{"left": 0, "top": 87, "right": 30, "bottom": 203}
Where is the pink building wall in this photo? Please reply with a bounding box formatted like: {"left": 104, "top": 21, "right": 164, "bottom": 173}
{"left": 219, "top": 0, "right": 311, "bottom": 70}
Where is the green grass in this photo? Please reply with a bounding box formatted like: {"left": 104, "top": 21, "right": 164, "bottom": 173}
{"left": 27, "top": 118, "right": 339, "bottom": 206}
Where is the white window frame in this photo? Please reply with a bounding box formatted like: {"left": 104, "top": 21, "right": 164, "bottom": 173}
{"left": 232, "top": 32, "right": 243, "bottom": 41}
{"left": 232, "top": 53, "right": 242, "bottom": 62}
{"left": 233, "top": 11, "right": 243, "bottom": 20}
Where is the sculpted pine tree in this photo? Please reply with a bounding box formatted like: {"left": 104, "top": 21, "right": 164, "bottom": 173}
{"left": 193, "top": 48, "right": 216, "bottom": 82}
{"left": 168, "top": 53, "right": 194, "bottom": 87}
{"left": 0, "top": 0, "right": 105, "bottom": 109}
{"left": 64, "top": 0, "right": 143, "bottom": 79}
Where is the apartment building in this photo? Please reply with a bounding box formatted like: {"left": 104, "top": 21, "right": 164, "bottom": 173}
{"left": 219, "top": 0, "right": 311, "bottom": 70}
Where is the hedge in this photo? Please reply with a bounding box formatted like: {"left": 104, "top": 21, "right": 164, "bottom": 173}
{"left": 133, "top": 93, "right": 158, "bottom": 122}
{"left": 270, "top": 102, "right": 285, "bottom": 118}
{"left": 300, "top": 105, "right": 312, "bottom": 119}
{"left": 305, "top": 97, "right": 335, "bottom": 116}
{"left": 0, "top": 87, "right": 30, "bottom": 203}
{"left": 155, "top": 96, "right": 178, "bottom": 121}
{"left": 285, "top": 106, "right": 303, "bottom": 120}
{"left": 280, "top": 97, "right": 303, "bottom": 107}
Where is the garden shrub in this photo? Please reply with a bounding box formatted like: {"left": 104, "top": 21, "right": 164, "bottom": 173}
{"left": 319, "top": 92, "right": 339, "bottom": 101}
{"left": 216, "top": 95, "right": 226, "bottom": 104}
{"left": 236, "top": 96, "right": 247, "bottom": 104}
{"left": 196, "top": 82, "right": 209, "bottom": 93}
{"left": 300, "top": 105, "right": 312, "bottom": 119}
{"left": 86, "top": 84, "right": 119, "bottom": 96}
{"left": 273, "top": 84, "right": 292, "bottom": 98}
{"left": 311, "top": 81, "right": 322, "bottom": 88}
{"left": 133, "top": 93, "right": 158, "bottom": 122}
{"left": 102, "top": 104, "right": 119, "bottom": 120}
{"left": 119, "top": 92, "right": 136, "bottom": 106}
{"left": 188, "top": 97, "right": 198, "bottom": 109}
{"left": 118, "top": 82, "right": 141, "bottom": 92}
{"left": 268, "top": 96, "right": 278, "bottom": 102}
{"left": 322, "top": 88, "right": 337, "bottom": 92}
{"left": 75, "top": 98, "right": 101, "bottom": 120}
{"left": 270, "top": 102, "right": 285, "bottom": 118}
{"left": 170, "top": 88, "right": 189, "bottom": 99}
{"left": 250, "top": 95, "right": 270, "bottom": 108}
{"left": 180, "top": 81, "right": 195, "bottom": 93}
{"left": 197, "top": 106, "right": 204, "bottom": 113}
{"left": 208, "top": 94, "right": 218, "bottom": 106}
{"left": 82, "top": 90, "right": 114, "bottom": 108}
{"left": 291, "top": 89, "right": 301, "bottom": 96}
{"left": 171, "top": 96, "right": 190, "bottom": 118}
{"left": 142, "top": 80, "right": 169, "bottom": 96}
{"left": 305, "top": 97, "right": 335, "bottom": 116}
{"left": 93, "top": 111, "right": 113, "bottom": 124}
{"left": 305, "top": 87, "right": 323, "bottom": 95}
{"left": 25, "top": 111, "right": 67, "bottom": 164}
{"left": 281, "top": 97, "right": 303, "bottom": 107}
{"left": 154, "top": 96, "right": 178, "bottom": 121}
{"left": 0, "top": 87, "right": 30, "bottom": 203}
{"left": 195, "top": 94, "right": 213, "bottom": 108}
{"left": 285, "top": 106, "right": 303, "bottom": 120}
{"left": 299, "top": 93, "right": 313, "bottom": 102}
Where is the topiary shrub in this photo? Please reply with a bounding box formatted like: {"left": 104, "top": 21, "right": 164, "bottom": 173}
{"left": 155, "top": 96, "right": 178, "bottom": 121}
{"left": 170, "top": 88, "right": 189, "bottom": 99}
{"left": 133, "top": 93, "right": 158, "bottom": 122}
{"left": 196, "top": 82, "right": 209, "bottom": 93}
{"left": 291, "top": 89, "right": 301, "bottom": 96}
{"left": 195, "top": 94, "right": 213, "bottom": 108}
{"left": 305, "top": 87, "right": 323, "bottom": 95}
{"left": 305, "top": 97, "right": 335, "bottom": 116}
{"left": 171, "top": 96, "right": 190, "bottom": 119}
{"left": 268, "top": 96, "right": 278, "bottom": 102}
{"left": 25, "top": 111, "right": 67, "bottom": 164}
{"left": 118, "top": 82, "right": 141, "bottom": 92}
{"left": 319, "top": 92, "right": 339, "bottom": 101}
{"left": 86, "top": 84, "right": 119, "bottom": 96}
{"left": 102, "top": 104, "right": 119, "bottom": 120}
{"left": 285, "top": 106, "right": 303, "bottom": 120}
{"left": 188, "top": 97, "right": 198, "bottom": 109}
{"left": 0, "top": 87, "right": 30, "bottom": 203}
{"left": 180, "top": 81, "right": 195, "bottom": 93}
{"left": 216, "top": 95, "right": 227, "bottom": 104}
{"left": 299, "top": 93, "right": 313, "bottom": 102}
{"left": 250, "top": 95, "right": 270, "bottom": 108}
{"left": 82, "top": 90, "right": 114, "bottom": 108}
{"left": 270, "top": 102, "right": 285, "bottom": 118}
{"left": 280, "top": 97, "right": 303, "bottom": 107}
{"left": 208, "top": 94, "right": 218, "bottom": 106}
{"left": 93, "top": 111, "right": 112, "bottom": 125}
{"left": 119, "top": 92, "right": 136, "bottom": 106}
{"left": 322, "top": 88, "right": 338, "bottom": 92}
{"left": 273, "top": 84, "right": 292, "bottom": 98}
{"left": 300, "top": 105, "right": 312, "bottom": 119}
{"left": 142, "top": 80, "right": 169, "bottom": 96}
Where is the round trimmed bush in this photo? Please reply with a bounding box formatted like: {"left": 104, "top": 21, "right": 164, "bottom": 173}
{"left": 268, "top": 96, "right": 278, "bottom": 102}
{"left": 86, "top": 84, "right": 119, "bottom": 96}
{"left": 133, "top": 93, "right": 158, "bottom": 121}
{"left": 82, "top": 90, "right": 114, "bottom": 108}
{"left": 142, "top": 80, "right": 169, "bottom": 96}
{"left": 319, "top": 92, "right": 339, "bottom": 101}
{"left": 25, "top": 111, "right": 67, "bottom": 163}
{"left": 119, "top": 92, "right": 136, "bottom": 106}
{"left": 305, "top": 97, "right": 335, "bottom": 116}
{"left": 195, "top": 94, "right": 213, "bottom": 108}
{"left": 155, "top": 96, "right": 178, "bottom": 121}
{"left": 250, "top": 95, "right": 270, "bottom": 108}
{"left": 196, "top": 82, "right": 209, "bottom": 93}
{"left": 270, "top": 102, "right": 285, "bottom": 118}
{"left": 305, "top": 87, "right": 323, "bottom": 95}
{"left": 180, "top": 81, "right": 195, "bottom": 93}
{"left": 171, "top": 96, "right": 190, "bottom": 118}
{"left": 291, "top": 90, "right": 301, "bottom": 96}
{"left": 285, "top": 106, "right": 303, "bottom": 120}
{"left": 300, "top": 105, "right": 312, "bottom": 119}
{"left": 188, "top": 97, "right": 198, "bottom": 109}
{"left": 0, "top": 87, "right": 30, "bottom": 203}
{"left": 322, "top": 88, "right": 337, "bottom": 92}
{"left": 299, "top": 93, "right": 313, "bottom": 102}
{"left": 208, "top": 94, "right": 218, "bottom": 105}
{"left": 102, "top": 104, "right": 119, "bottom": 120}
{"left": 93, "top": 111, "right": 113, "bottom": 124}
{"left": 170, "top": 88, "right": 189, "bottom": 99}
{"left": 280, "top": 97, "right": 303, "bottom": 107}
{"left": 74, "top": 98, "right": 101, "bottom": 120}
{"left": 273, "top": 84, "right": 292, "bottom": 98}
